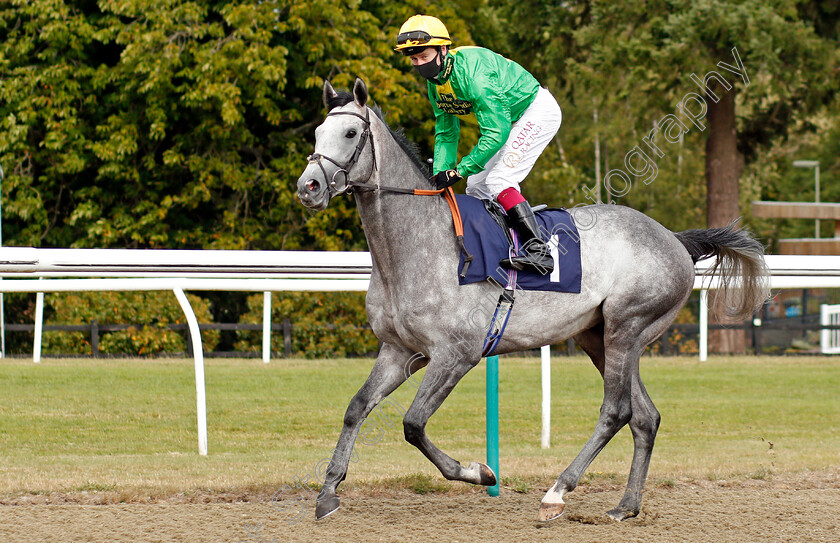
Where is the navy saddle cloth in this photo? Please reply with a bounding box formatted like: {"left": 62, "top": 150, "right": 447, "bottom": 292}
{"left": 456, "top": 194, "right": 582, "bottom": 293}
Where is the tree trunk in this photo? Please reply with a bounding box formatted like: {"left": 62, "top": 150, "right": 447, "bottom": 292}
{"left": 706, "top": 90, "right": 740, "bottom": 228}
{"left": 705, "top": 89, "right": 746, "bottom": 353}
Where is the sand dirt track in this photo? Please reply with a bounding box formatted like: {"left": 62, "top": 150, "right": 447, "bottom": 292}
{"left": 2, "top": 473, "right": 839, "bottom": 543}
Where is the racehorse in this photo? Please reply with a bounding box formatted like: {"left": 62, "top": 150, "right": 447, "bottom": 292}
{"left": 296, "top": 78, "right": 769, "bottom": 522}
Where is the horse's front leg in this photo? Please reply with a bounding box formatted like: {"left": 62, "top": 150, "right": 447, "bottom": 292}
{"left": 401, "top": 355, "right": 497, "bottom": 486}
{"left": 315, "top": 343, "right": 418, "bottom": 520}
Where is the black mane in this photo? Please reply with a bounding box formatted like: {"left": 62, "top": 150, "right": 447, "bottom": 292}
{"left": 326, "top": 91, "right": 430, "bottom": 179}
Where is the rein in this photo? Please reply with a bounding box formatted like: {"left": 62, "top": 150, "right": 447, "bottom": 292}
{"left": 308, "top": 106, "right": 473, "bottom": 278}
{"left": 369, "top": 187, "right": 474, "bottom": 279}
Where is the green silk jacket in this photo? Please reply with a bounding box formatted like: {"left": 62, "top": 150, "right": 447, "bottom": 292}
{"left": 427, "top": 46, "right": 540, "bottom": 177}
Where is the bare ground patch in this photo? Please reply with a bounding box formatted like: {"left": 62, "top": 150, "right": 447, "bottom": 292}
{"left": 1, "top": 471, "right": 838, "bottom": 542}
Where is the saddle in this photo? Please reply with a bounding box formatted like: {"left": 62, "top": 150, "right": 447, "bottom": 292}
{"left": 454, "top": 195, "right": 582, "bottom": 294}
{"left": 439, "top": 194, "right": 582, "bottom": 357}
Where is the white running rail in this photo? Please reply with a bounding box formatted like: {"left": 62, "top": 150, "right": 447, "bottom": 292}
{"left": 694, "top": 255, "right": 840, "bottom": 361}
{"left": 0, "top": 247, "right": 372, "bottom": 456}
{"left": 3, "top": 249, "right": 840, "bottom": 453}
{"left": 820, "top": 303, "right": 840, "bottom": 354}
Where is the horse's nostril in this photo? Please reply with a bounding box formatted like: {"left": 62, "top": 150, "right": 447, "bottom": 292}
{"left": 306, "top": 179, "right": 320, "bottom": 192}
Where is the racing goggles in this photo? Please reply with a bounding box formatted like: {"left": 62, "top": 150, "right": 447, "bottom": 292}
{"left": 396, "top": 30, "right": 441, "bottom": 47}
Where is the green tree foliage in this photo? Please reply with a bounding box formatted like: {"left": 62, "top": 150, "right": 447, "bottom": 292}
{"left": 0, "top": 1, "right": 471, "bottom": 355}
{"left": 235, "top": 291, "right": 377, "bottom": 358}
{"left": 0, "top": 1, "right": 470, "bottom": 252}
{"left": 42, "top": 290, "right": 219, "bottom": 354}
{"left": 569, "top": 1, "right": 834, "bottom": 227}
{"left": 2, "top": 2, "right": 838, "bottom": 356}
{"left": 480, "top": 0, "right": 837, "bottom": 233}
{"left": 744, "top": 97, "right": 840, "bottom": 251}
{"left": 1, "top": 1, "right": 291, "bottom": 248}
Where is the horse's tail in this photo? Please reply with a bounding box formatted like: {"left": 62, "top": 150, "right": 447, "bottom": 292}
{"left": 674, "top": 220, "right": 770, "bottom": 320}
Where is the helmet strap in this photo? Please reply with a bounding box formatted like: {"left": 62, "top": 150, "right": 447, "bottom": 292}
{"left": 433, "top": 50, "right": 455, "bottom": 84}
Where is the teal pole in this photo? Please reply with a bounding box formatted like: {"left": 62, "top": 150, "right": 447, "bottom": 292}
{"left": 486, "top": 355, "right": 500, "bottom": 496}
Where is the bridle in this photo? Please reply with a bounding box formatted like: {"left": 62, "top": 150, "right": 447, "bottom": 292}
{"left": 304, "top": 104, "right": 473, "bottom": 277}
{"left": 306, "top": 106, "right": 441, "bottom": 197}
{"left": 306, "top": 108, "right": 378, "bottom": 196}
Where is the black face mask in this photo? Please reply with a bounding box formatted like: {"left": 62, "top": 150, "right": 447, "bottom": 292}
{"left": 414, "top": 54, "right": 442, "bottom": 80}
{"left": 414, "top": 49, "right": 443, "bottom": 80}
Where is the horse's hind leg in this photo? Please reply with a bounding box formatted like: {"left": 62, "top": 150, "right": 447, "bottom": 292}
{"left": 539, "top": 336, "right": 637, "bottom": 522}
{"left": 573, "top": 325, "right": 661, "bottom": 519}
{"left": 315, "top": 343, "right": 417, "bottom": 520}
{"left": 402, "top": 356, "right": 497, "bottom": 486}
{"left": 607, "top": 369, "right": 660, "bottom": 520}
{"left": 604, "top": 303, "right": 683, "bottom": 520}
{"left": 574, "top": 323, "right": 606, "bottom": 376}
{"left": 541, "top": 303, "right": 681, "bottom": 522}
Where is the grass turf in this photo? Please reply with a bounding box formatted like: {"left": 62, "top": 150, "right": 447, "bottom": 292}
{"left": 1, "top": 355, "right": 838, "bottom": 498}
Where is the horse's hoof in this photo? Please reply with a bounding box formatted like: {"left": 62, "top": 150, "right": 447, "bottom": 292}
{"left": 315, "top": 495, "right": 340, "bottom": 520}
{"left": 538, "top": 501, "right": 566, "bottom": 522}
{"left": 606, "top": 506, "right": 638, "bottom": 522}
{"left": 467, "top": 461, "right": 497, "bottom": 486}
{"left": 539, "top": 487, "right": 566, "bottom": 522}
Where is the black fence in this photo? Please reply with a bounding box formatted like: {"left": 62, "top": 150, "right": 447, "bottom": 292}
{"left": 4, "top": 317, "right": 840, "bottom": 358}
{"left": 4, "top": 319, "right": 294, "bottom": 358}
{"left": 655, "top": 314, "right": 839, "bottom": 356}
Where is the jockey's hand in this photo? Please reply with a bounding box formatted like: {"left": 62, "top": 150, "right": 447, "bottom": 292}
{"left": 431, "top": 169, "right": 463, "bottom": 190}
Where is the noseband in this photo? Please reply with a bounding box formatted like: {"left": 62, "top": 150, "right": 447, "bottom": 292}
{"left": 307, "top": 108, "right": 378, "bottom": 196}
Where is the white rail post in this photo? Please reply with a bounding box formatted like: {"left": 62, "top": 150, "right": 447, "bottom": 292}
{"left": 540, "top": 345, "right": 551, "bottom": 449}
{"left": 699, "top": 289, "right": 708, "bottom": 361}
{"left": 33, "top": 288, "right": 45, "bottom": 363}
{"left": 173, "top": 287, "right": 208, "bottom": 456}
{"left": 1, "top": 287, "right": 5, "bottom": 358}
{"left": 820, "top": 304, "right": 829, "bottom": 354}
{"left": 262, "top": 291, "right": 271, "bottom": 363}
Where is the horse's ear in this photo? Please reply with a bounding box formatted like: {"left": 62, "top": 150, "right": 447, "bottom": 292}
{"left": 353, "top": 77, "right": 368, "bottom": 107}
{"left": 323, "top": 80, "right": 339, "bottom": 109}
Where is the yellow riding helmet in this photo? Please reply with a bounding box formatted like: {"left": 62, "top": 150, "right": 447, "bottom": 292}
{"left": 394, "top": 15, "right": 452, "bottom": 53}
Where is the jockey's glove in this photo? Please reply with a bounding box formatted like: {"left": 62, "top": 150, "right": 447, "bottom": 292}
{"left": 431, "top": 169, "right": 463, "bottom": 190}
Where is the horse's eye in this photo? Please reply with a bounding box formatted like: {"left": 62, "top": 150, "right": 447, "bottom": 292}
{"left": 345, "top": 129, "right": 357, "bottom": 139}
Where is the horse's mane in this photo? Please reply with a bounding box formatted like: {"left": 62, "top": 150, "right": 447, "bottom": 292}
{"left": 326, "top": 91, "right": 431, "bottom": 179}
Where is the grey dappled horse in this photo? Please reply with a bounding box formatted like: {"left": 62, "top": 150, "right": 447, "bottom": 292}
{"left": 296, "top": 78, "right": 769, "bottom": 522}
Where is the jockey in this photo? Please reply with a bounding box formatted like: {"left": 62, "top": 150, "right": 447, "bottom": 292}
{"left": 395, "top": 14, "right": 562, "bottom": 275}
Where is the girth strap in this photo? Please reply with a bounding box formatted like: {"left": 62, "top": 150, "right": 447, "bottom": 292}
{"left": 481, "top": 229, "right": 519, "bottom": 358}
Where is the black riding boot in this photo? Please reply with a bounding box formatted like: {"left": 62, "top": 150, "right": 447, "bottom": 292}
{"left": 499, "top": 201, "right": 554, "bottom": 275}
